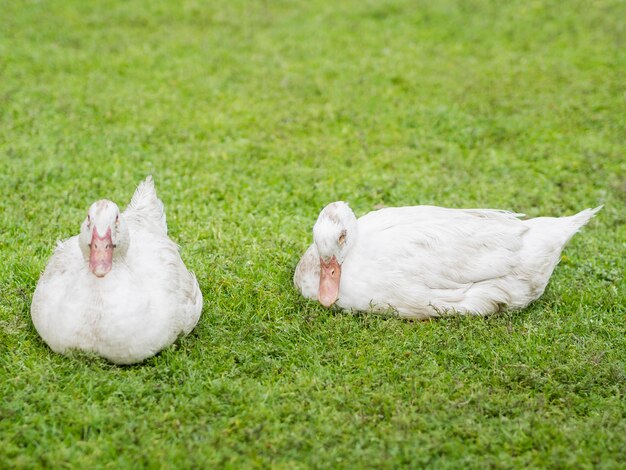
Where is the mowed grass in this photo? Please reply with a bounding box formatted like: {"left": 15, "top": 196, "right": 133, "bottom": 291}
{"left": 1, "top": 0, "right": 625, "bottom": 467}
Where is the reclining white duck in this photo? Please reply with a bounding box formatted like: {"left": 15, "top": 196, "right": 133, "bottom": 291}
{"left": 294, "top": 202, "right": 601, "bottom": 319}
{"left": 31, "top": 176, "right": 203, "bottom": 364}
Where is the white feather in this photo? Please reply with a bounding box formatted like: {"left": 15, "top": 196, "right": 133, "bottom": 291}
{"left": 294, "top": 203, "right": 601, "bottom": 319}
{"left": 31, "top": 176, "right": 202, "bottom": 364}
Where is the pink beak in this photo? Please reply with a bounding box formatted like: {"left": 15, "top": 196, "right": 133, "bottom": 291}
{"left": 318, "top": 256, "right": 341, "bottom": 307}
{"left": 89, "top": 227, "right": 113, "bottom": 277}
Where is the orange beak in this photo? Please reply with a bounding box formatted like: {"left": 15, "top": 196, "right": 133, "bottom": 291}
{"left": 89, "top": 227, "right": 113, "bottom": 277}
{"left": 318, "top": 256, "right": 341, "bottom": 307}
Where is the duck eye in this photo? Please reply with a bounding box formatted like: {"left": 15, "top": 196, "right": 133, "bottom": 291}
{"left": 115, "top": 215, "right": 119, "bottom": 226}
{"left": 338, "top": 230, "right": 347, "bottom": 246}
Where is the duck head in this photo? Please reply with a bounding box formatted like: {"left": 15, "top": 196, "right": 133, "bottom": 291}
{"left": 313, "top": 201, "right": 358, "bottom": 307}
{"left": 78, "top": 200, "right": 130, "bottom": 277}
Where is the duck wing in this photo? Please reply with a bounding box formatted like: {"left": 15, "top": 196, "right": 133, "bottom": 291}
{"left": 360, "top": 206, "right": 529, "bottom": 289}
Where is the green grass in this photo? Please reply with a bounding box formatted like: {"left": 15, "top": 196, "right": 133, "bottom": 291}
{"left": 1, "top": 0, "right": 625, "bottom": 467}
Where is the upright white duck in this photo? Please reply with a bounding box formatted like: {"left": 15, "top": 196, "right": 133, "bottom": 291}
{"left": 31, "top": 176, "right": 203, "bottom": 364}
{"left": 294, "top": 202, "right": 601, "bottom": 319}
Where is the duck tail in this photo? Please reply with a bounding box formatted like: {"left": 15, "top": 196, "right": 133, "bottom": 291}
{"left": 515, "top": 205, "right": 602, "bottom": 303}
{"left": 560, "top": 205, "right": 602, "bottom": 245}
{"left": 571, "top": 205, "right": 603, "bottom": 226}
{"left": 522, "top": 205, "right": 601, "bottom": 253}
{"left": 125, "top": 175, "right": 168, "bottom": 234}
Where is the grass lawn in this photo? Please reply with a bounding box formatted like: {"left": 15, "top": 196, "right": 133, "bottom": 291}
{"left": 1, "top": 0, "right": 625, "bottom": 467}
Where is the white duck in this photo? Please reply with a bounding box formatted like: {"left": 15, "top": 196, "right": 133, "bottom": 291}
{"left": 31, "top": 176, "right": 203, "bottom": 364}
{"left": 294, "top": 202, "right": 601, "bottom": 319}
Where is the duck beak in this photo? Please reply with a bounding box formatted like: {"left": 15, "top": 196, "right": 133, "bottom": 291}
{"left": 318, "top": 256, "right": 341, "bottom": 307}
{"left": 90, "top": 227, "right": 113, "bottom": 277}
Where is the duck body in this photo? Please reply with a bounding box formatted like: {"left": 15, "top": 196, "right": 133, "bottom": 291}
{"left": 31, "top": 177, "right": 202, "bottom": 364}
{"left": 294, "top": 203, "right": 601, "bottom": 319}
